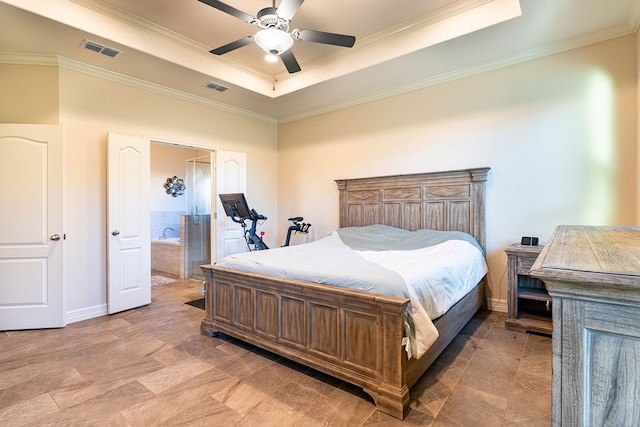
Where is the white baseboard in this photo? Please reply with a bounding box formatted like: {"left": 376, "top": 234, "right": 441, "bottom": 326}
{"left": 66, "top": 304, "right": 108, "bottom": 324}
{"left": 485, "top": 298, "right": 508, "bottom": 313}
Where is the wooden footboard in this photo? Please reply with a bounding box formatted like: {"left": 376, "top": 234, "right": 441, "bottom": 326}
{"left": 201, "top": 265, "right": 412, "bottom": 418}
{"left": 201, "top": 265, "right": 484, "bottom": 419}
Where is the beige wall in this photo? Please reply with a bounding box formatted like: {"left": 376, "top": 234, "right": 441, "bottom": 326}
{"left": 637, "top": 29, "right": 640, "bottom": 224}
{"left": 2, "top": 32, "right": 637, "bottom": 318}
{"left": 54, "top": 66, "right": 278, "bottom": 317}
{"left": 0, "top": 63, "right": 59, "bottom": 124}
{"left": 278, "top": 34, "right": 639, "bottom": 309}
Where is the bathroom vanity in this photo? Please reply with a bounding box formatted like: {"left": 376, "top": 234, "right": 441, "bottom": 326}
{"left": 529, "top": 225, "right": 640, "bottom": 427}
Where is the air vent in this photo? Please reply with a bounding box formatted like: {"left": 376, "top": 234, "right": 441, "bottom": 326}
{"left": 82, "top": 40, "right": 122, "bottom": 58}
{"left": 205, "top": 81, "right": 229, "bottom": 92}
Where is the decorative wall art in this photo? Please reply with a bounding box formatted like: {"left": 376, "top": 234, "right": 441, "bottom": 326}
{"left": 164, "top": 176, "right": 186, "bottom": 197}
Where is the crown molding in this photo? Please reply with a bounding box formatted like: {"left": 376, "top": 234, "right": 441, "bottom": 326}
{"left": 278, "top": 25, "right": 637, "bottom": 124}
{"left": 0, "top": 52, "right": 277, "bottom": 124}
{"left": 2, "top": 19, "right": 635, "bottom": 126}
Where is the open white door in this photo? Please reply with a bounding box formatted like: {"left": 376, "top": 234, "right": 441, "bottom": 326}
{"left": 107, "top": 132, "right": 150, "bottom": 314}
{"left": 0, "top": 124, "right": 64, "bottom": 330}
{"left": 215, "top": 151, "right": 247, "bottom": 260}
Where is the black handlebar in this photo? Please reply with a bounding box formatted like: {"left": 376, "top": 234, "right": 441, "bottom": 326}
{"left": 251, "top": 208, "right": 267, "bottom": 221}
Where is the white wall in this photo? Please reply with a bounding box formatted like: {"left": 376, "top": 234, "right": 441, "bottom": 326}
{"left": 278, "top": 34, "right": 639, "bottom": 310}
{"left": 150, "top": 144, "right": 204, "bottom": 212}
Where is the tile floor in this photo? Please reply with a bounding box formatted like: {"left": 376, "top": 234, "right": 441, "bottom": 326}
{"left": 0, "top": 275, "right": 552, "bottom": 426}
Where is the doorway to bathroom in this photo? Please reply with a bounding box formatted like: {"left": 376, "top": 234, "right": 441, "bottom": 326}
{"left": 150, "top": 143, "right": 213, "bottom": 281}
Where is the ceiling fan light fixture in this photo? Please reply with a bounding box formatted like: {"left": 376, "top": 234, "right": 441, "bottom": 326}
{"left": 265, "top": 53, "right": 279, "bottom": 63}
{"left": 254, "top": 28, "right": 293, "bottom": 55}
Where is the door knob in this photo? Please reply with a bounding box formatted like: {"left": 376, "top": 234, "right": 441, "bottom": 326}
{"left": 111, "top": 230, "right": 120, "bottom": 236}
{"left": 50, "top": 234, "right": 61, "bottom": 241}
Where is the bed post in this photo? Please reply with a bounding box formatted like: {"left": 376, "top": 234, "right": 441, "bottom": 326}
{"left": 335, "top": 179, "right": 347, "bottom": 228}
{"left": 469, "top": 167, "right": 490, "bottom": 254}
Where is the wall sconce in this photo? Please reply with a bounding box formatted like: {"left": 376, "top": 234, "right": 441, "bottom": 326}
{"left": 164, "top": 176, "right": 185, "bottom": 197}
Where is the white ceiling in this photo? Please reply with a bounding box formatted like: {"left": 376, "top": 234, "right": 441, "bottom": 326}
{"left": 1, "top": 0, "right": 639, "bottom": 122}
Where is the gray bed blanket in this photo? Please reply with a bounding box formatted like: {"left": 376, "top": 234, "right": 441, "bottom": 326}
{"left": 337, "top": 224, "right": 483, "bottom": 253}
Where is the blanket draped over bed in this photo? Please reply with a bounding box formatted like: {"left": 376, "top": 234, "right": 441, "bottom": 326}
{"left": 215, "top": 224, "right": 487, "bottom": 359}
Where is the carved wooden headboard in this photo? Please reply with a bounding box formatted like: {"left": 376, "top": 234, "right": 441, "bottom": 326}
{"left": 335, "top": 167, "right": 490, "bottom": 253}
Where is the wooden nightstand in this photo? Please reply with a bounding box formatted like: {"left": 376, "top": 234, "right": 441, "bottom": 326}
{"left": 504, "top": 243, "right": 551, "bottom": 335}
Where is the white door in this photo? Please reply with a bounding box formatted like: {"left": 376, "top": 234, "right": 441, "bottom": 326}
{"left": 0, "top": 124, "right": 64, "bottom": 330}
{"left": 107, "top": 133, "right": 150, "bottom": 314}
{"left": 215, "top": 151, "right": 247, "bottom": 260}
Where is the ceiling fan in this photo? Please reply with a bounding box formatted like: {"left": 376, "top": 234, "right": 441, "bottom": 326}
{"left": 198, "top": 0, "right": 356, "bottom": 74}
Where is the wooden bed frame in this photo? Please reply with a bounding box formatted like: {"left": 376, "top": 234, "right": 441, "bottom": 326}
{"left": 200, "top": 167, "right": 490, "bottom": 419}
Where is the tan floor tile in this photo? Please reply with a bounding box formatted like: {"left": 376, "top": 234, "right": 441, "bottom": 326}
{"left": 457, "top": 349, "right": 520, "bottom": 398}
{"left": 504, "top": 386, "right": 552, "bottom": 424}
{"left": 293, "top": 367, "right": 344, "bottom": 396}
{"left": 213, "top": 379, "right": 270, "bottom": 416}
{"left": 0, "top": 365, "right": 85, "bottom": 411}
{"left": 433, "top": 334, "right": 481, "bottom": 368}
{"left": 50, "top": 355, "right": 167, "bottom": 408}
{"left": 136, "top": 357, "right": 213, "bottom": 394}
{"left": 34, "top": 381, "right": 153, "bottom": 426}
{"left": 438, "top": 384, "right": 508, "bottom": 427}
{"left": 121, "top": 374, "right": 236, "bottom": 425}
{"left": 0, "top": 393, "right": 60, "bottom": 426}
{"left": 237, "top": 395, "right": 298, "bottom": 426}
{"left": 267, "top": 380, "right": 324, "bottom": 410}
{"left": 0, "top": 277, "right": 552, "bottom": 426}
{"left": 364, "top": 407, "right": 434, "bottom": 426}
{"left": 157, "top": 396, "right": 242, "bottom": 426}
{"left": 410, "top": 360, "right": 465, "bottom": 415}
{"left": 479, "top": 326, "right": 527, "bottom": 356}
{"left": 518, "top": 352, "right": 552, "bottom": 379}
{"left": 431, "top": 411, "right": 464, "bottom": 426}
{"left": 216, "top": 349, "right": 276, "bottom": 381}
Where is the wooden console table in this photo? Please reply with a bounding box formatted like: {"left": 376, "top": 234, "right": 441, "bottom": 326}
{"left": 530, "top": 225, "right": 640, "bottom": 427}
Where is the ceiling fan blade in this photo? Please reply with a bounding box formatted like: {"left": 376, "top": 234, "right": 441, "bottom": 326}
{"left": 209, "top": 36, "right": 254, "bottom": 55}
{"left": 280, "top": 50, "right": 301, "bottom": 73}
{"left": 276, "top": 0, "right": 304, "bottom": 21}
{"left": 198, "top": 0, "right": 255, "bottom": 23}
{"left": 294, "top": 29, "right": 355, "bottom": 48}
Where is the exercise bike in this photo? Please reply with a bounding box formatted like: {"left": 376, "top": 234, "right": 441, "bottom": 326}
{"left": 219, "top": 193, "right": 310, "bottom": 251}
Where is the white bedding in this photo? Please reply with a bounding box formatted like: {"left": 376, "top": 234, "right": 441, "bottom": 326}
{"left": 356, "top": 240, "right": 487, "bottom": 358}
{"left": 215, "top": 225, "right": 488, "bottom": 359}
